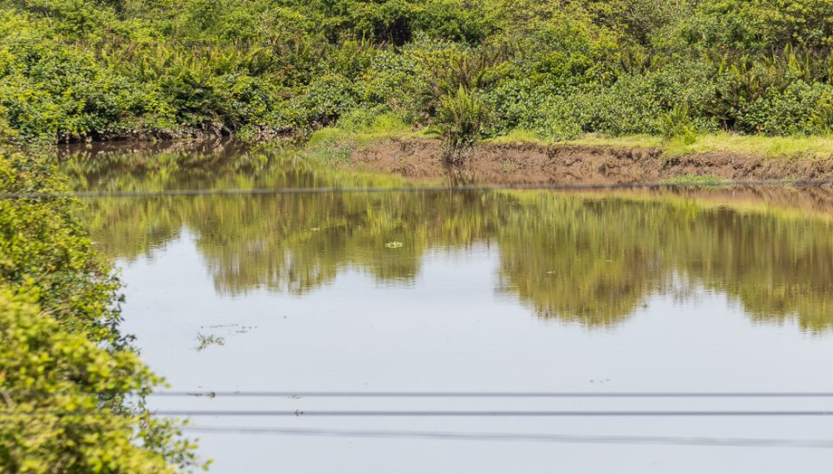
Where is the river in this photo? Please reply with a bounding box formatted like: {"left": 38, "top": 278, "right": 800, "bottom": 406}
{"left": 59, "top": 139, "right": 833, "bottom": 473}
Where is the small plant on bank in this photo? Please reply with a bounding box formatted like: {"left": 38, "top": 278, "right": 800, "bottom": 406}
{"left": 436, "top": 86, "right": 491, "bottom": 164}
{"left": 662, "top": 174, "right": 727, "bottom": 185}
{"left": 660, "top": 104, "right": 697, "bottom": 144}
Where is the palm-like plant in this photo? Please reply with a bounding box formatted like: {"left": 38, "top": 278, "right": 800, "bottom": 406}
{"left": 436, "top": 85, "right": 491, "bottom": 163}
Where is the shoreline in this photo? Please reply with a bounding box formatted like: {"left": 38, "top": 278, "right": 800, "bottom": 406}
{"left": 52, "top": 131, "right": 833, "bottom": 185}
{"left": 340, "top": 136, "right": 833, "bottom": 184}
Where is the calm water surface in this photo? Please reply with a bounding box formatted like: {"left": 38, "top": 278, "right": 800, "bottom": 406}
{"left": 61, "top": 141, "right": 833, "bottom": 473}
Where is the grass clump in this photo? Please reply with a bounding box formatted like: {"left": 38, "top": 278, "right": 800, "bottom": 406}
{"left": 661, "top": 174, "right": 728, "bottom": 185}
{"left": 337, "top": 108, "right": 412, "bottom": 141}
{"left": 561, "top": 132, "right": 833, "bottom": 161}
{"left": 486, "top": 129, "right": 549, "bottom": 146}
{"left": 663, "top": 133, "right": 833, "bottom": 160}
{"left": 306, "top": 107, "right": 413, "bottom": 162}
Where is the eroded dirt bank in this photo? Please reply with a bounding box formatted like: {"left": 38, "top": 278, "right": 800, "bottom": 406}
{"left": 350, "top": 138, "right": 833, "bottom": 184}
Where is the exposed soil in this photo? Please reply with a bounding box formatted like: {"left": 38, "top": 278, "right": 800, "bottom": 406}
{"left": 349, "top": 138, "right": 833, "bottom": 184}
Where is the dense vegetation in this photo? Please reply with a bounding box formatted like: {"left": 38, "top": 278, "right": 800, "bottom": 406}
{"left": 4, "top": 0, "right": 833, "bottom": 150}
{"left": 4, "top": 2, "right": 833, "bottom": 469}
{"left": 0, "top": 148, "right": 200, "bottom": 472}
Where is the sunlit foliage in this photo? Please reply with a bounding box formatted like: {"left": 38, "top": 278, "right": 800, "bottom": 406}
{"left": 3, "top": 1, "right": 833, "bottom": 143}
{"left": 0, "top": 150, "right": 201, "bottom": 473}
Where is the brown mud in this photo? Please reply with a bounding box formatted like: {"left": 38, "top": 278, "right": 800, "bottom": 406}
{"left": 349, "top": 138, "right": 833, "bottom": 184}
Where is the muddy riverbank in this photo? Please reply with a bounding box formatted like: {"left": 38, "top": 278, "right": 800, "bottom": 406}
{"left": 57, "top": 135, "right": 833, "bottom": 186}
{"left": 349, "top": 138, "right": 833, "bottom": 184}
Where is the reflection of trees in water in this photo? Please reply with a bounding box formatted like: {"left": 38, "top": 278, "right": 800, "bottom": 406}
{"left": 681, "top": 209, "right": 833, "bottom": 332}
{"left": 495, "top": 196, "right": 667, "bottom": 327}
{"left": 85, "top": 191, "right": 498, "bottom": 294}
{"left": 497, "top": 195, "right": 833, "bottom": 332}
{"left": 66, "top": 149, "right": 833, "bottom": 332}
{"left": 193, "top": 193, "right": 439, "bottom": 294}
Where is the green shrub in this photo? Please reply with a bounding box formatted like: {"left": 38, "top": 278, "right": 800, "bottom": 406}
{"left": 436, "top": 86, "right": 491, "bottom": 163}
{"left": 3, "top": 0, "right": 833, "bottom": 143}
{"left": 0, "top": 150, "right": 200, "bottom": 473}
{"left": 413, "top": 0, "right": 498, "bottom": 44}
{"left": 336, "top": 106, "right": 409, "bottom": 135}
{"left": 659, "top": 105, "right": 697, "bottom": 142}
{"left": 735, "top": 81, "right": 833, "bottom": 135}
{"left": 0, "top": 289, "right": 197, "bottom": 474}
{"left": 295, "top": 73, "right": 361, "bottom": 128}
{"left": 485, "top": 82, "right": 584, "bottom": 141}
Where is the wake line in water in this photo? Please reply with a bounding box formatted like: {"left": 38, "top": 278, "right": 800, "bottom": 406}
{"left": 152, "top": 391, "right": 833, "bottom": 398}
{"left": 154, "top": 410, "right": 833, "bottom": 417}
{"left": 181, "top": 425, "right": 833, "bottom": 449}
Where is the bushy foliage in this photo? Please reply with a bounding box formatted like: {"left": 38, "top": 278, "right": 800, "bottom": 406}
{"left": 3, "top": 0, "right": 833, "bottom": 143}
{"left": 0, "top": 290, "right": 196, "bottom": 474}
{"left": 0, "top": 150, "right": 200, "bottom": 473}
{"left": 735, "top": 80, "right": 833, "bottom": 135}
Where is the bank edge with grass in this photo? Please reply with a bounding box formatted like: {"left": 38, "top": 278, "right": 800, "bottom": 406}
{"left": 303, "top": 114, "right": 833, "bottom": 183}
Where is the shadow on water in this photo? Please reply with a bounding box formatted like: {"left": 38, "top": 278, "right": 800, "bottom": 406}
{"left": 59, "top": 140, "right": 833, "bottom": 333}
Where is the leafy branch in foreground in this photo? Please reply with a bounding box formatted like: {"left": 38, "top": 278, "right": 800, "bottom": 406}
{"left": 0, "top": 289, "right": 200, "bottom": 474}
{"left": 0, "top": 149, "right": 203, "bottom": 473}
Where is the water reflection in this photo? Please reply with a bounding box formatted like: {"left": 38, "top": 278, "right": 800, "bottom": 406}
{"left": 61, "top": 141, "right": 833, "bottom": 332}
